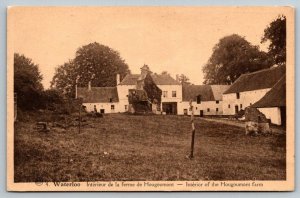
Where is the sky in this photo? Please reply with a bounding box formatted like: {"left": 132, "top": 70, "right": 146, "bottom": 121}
{"left": 9, "top": 7, "right": 284, "bottom": 89}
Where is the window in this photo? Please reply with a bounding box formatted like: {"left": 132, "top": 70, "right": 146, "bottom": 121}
{"left": 172, "top": 91, "right": 176, "bottom": 97}
{"left": 216, "top": 108, "right": 219, "bottom": 112}
{"left": 196, "top": 107, "right": 198, "bottom": 110}
{"left": 109, "top": 98, "right": 113, "bottom": 103}
{"left": 125, "top": 105, "right": 128, "bottom": 110}
{"left": 207, "top": 108, "right": 210, "bottom": 112}
{"left": 111, "top": 105, "right": 115, "bottom": 110}
{"left": 228, "top": 104, "right": 231, "bottom": 108}
{"left": 163, "top": 91, "right": 168, "bottom": 98}
{"left": 197, "top": 95, "right": 201, "bottom": 104}
{"left": 183, "top": 109, "right": 188, "bottom": 115}
{"left": 240, "top": 104, "right": 243, "bottom": 109}
{"left": 216, "top": 100, "right": 219, "bottom": 104}
{"left": 236, "top": 92, "right": 240, "bottom": 99}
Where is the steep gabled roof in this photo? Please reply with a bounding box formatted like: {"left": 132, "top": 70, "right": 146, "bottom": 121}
{"left": 151, "top": 74, "right": 181, "bottom": 85}
{"left": 252, "top": 75, "right": 286, "bottom": 108}
{"left": 223, "top": 66, "right": 286, "bottom": 94}
{"left": 119, "top": 73, "right": 181, "bottom": 85}
{"left": 210, "top": 85, "right": 230, "bottom": 101}
{"left": 182, "top": 85, "right": 215, "bottom": 102}
{"left": 119, "top": 74, "right": 140, "bottom": 85}
{"left": 77, "top": 87, "right": 119, "bottom": 103}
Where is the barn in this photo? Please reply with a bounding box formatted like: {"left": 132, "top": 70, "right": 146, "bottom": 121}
{"left": 251, "top": 75, "right": 286, "bottom": 126}
{"left": 222, "top": 66, "right": 286, "bottom": 116}
{"left": 77, "top": 86, "right": 119, "bottom": 113}
{"left": 178, "top": 84, "right": 229, "bottom": 116}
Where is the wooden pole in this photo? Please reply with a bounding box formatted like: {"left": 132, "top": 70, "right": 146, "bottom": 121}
{"left": 189, "top": 100, "right": 195, "bottom": 159}
{"left": 79, "top": 104, "right": 81, "bottom": 133}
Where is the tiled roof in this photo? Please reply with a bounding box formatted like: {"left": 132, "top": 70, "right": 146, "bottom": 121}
{"left": 223, "top": 66, "right": 286, "bottom": 94}
{"left": 77, "top": 87, "right": 119, "bottom": 103}
{"left": 252, "top": 75, "right": 286, "bottom": 108}
{"left": 210, "top": 85, "right": 230, "bottom": 101}
{"left": 182, "top": 85, "right": 214, "bottom": 102}
{"left": 118, "top": 74, "right": 140, "bottom": 85}
{"left": 151, "top": 74, "right": 181, "bottom": 85}
{"left": 119, "top": 73, "right": 181, "bottom": 85}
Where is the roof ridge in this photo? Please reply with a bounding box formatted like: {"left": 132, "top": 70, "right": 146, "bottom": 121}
{"left": 241, "top": 65, "right": 283, "bottom": 76}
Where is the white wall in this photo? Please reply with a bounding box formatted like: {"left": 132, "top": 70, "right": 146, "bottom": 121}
{"left": 117, "top": 84, "right": 136, "bottom": 113}
{"left": 158, "top": 85, "right": 182, "bottom": 103}
{"left": 83, "top": 102, "right": 122, "bottom": 113}
{"left": 178, "top": 101, "right": 224, "bottom": 116}
{"left": 258, "top": 107, "right": 282, "bottom": 125}
{"left": 222, "top": 88, "right": 270, "bottom": 115}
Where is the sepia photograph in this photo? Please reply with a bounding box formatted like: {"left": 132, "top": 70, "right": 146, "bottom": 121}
{"left": 7, "top": 6, "right": 294, "bottom": 191}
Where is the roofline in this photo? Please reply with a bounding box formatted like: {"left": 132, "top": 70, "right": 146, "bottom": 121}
{"left": 223, "top": 87, "right": 272, "bottom": 95}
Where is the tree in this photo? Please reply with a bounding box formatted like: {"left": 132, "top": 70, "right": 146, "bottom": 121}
{"left": 51, "top": 60, "right": 78, "bottom": 98}
{"left": 74, "top": 42, "right": 130, "bottom": 87}
{"left": 161, "top": 71, "right": 169, "bottom": 75}
{"left": 203, "top": 34, "right": 271, "bottom": 84}
{"left": 14, "top": 53, "right": 43, "bottom": 110}
{"left": 177, "top": 74, "right": 191, "bottom": 85}
{"left": 51, "top": 42, "right": 130, "bottom": 97}
{"left": 261, "top": 15, "right": 286, "bottom": 65}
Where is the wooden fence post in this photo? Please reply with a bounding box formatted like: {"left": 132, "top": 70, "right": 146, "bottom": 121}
{"left": 79, "top": 104, "right": 81, "bottom": 133}
{"left": 189, "top": 100, "right": 196, "bottom": 159}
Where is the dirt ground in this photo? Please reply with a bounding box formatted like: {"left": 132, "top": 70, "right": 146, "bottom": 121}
{"left": 14, "top": 113, "right": 286, "bottom": 182}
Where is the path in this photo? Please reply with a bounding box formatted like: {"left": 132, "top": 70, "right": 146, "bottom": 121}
{"left": 199, "top": 117, "right": 285, "bottom": 134}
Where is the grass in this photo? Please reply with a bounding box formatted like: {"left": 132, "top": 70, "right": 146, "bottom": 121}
{"left": 14, "top": 112, "right": 286, "bottom": 182}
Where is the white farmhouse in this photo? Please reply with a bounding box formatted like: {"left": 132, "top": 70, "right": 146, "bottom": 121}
{"left": 77, "top": 85, "right": 119, "bottom": 113}
{"left": 78, "top": 65, "right": 182, "bottom": 114}
{"left": 251, "top": 75, "right": 286, "bottom": 126}
{"left": 178, "top": 85, "right": 229, "bottom": 116}
{"left": 222, "top": 66, "right": 285, "bottom": 116}
{"left": 118, "top": 65, "right": 182, "bottom": 114}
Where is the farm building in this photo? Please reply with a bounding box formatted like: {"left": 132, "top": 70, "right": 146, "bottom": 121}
{"left": 178, "top": 84, "right": 229, "bottom": 116}
{"left": 77, "top": 85, "right": 119, "bottom": 113}
{"left": 118, "top": 65, "right": 182, "bottom": 115}
{"left": 78, "top": 65, "right": 181, "bottom": 114}
{"left": 251, "top": 75, "right": 286, "bottom": 126}
{"left": 222, "top": 66, "right": 286, "bottom": 116}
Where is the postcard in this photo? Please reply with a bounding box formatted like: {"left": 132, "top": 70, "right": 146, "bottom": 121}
{"left": 7, "top": 6, "right": 295, "bottom": 191}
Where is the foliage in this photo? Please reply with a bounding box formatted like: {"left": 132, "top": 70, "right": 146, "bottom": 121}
{"left": 143, "top": 73, "right": 162, "bottom": 104}
{"left": 128, "top": 89, "right": 148, "bottom": 104}
{"left": 161, "top": 71, "right": 169, "bottom": 75}
{"left": 51, "top": 42, "right": 130, "bottom": 97}
{"left": 51, "top": 60, "right": 78, "bottom": 98}
{"left": 40, "top": 89, "right": 65, "bottom": 110}
{"left": 14, "top": 53, "right": 44, "bottom": 110}
{"left": 75, "top": 42, "right": 130, "bottom": 87}
{"left": 203, "top": 34, "right": 272, "bottom": 85}
{"left": 261, "top": 15, "right": 286, "bottom": 65}
{"left": 177, "top": 74, "right": 191, "bottom": 85}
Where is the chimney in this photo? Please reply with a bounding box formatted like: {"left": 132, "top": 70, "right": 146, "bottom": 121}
{"left": 176, "top": 74, "right": 179, "bottom": 82}
{"left": 88, "top": 81, "right": 91, "bottom": 91}
{"left": 116, "top": 74, "right": 120, "bottom": 85}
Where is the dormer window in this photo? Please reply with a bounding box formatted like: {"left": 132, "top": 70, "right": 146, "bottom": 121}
{"left": 109, "top": 98, "right": 113, "bottom": 103}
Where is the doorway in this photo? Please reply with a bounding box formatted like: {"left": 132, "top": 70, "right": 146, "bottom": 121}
{"left": 162, "top": 102, "right": 177, "bottom": 115}
{"left": 235, "top": 105, "right": 239, "bottom": 114}
{"left": 200, "top": 110, "right": 204, "bottom": 117}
